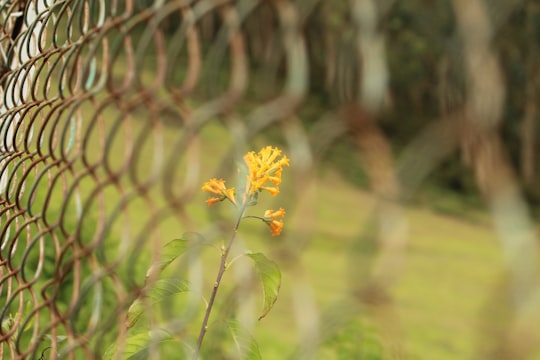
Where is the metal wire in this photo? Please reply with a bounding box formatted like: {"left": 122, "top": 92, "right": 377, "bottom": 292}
{"left": 0, "top": 1, "right": 317, "bottom": 358}
{"left": 0, "top": 0, "right": 539, "bottom": 359}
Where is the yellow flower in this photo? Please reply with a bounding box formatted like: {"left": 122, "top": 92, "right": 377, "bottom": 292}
{"left": 201, "top": 178, "right": 236, "bottom": 206}
{"left": 201, "top": 178, "right": 227, "bottom": 194}
{"left": 205, "top": 197, "right": 222, "bottom": 206}
{"left": 268, "top": 167, "right": 283, "bottom": 185}
{"left": 268, "top": 220, "right": 284, "bottom": 236}
{"left": 262, "top": 186, "right": 279, "bottom": 196}
{"left": 264, "top": 208, "right": 286, "bottom": 236}
{"left": 243, "top": 146, "right": 289, "bottom": 197}
{"left": 201, "top": 147, "right": 289, "bottom": 211}
{"left": 264, "top": 208, "right": 286, "bottom": 219}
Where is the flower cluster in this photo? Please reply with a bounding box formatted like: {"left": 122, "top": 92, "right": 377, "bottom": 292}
{"left": 202, "top": 146, "right": 289, "bottom": 237}
{"left": 263, "top": 208, "right": 286, "bottom": 236}
{"left": 201, "top": 178, "right": 236, "bottom": 206}
{"left": 243, "top": 146, "right": 289, "bottom": 197}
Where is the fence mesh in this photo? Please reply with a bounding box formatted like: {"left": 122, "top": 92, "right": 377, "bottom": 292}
{"left": 1, "top": 0, "right": 540, "bottom": 359}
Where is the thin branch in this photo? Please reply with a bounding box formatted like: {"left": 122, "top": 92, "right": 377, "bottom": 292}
{"left": 192, "top": 204, "right": 247, "bottom": 359}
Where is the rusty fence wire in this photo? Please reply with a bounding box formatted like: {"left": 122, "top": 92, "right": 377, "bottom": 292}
{"left": 1, "top": 0, "right": 540, "bottom": 359}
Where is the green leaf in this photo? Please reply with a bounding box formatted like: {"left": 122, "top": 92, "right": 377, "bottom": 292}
{"left": 127, "top": 279, "right": 190, "bottom": 328}
{"left": 103, "top": 329, "right": 172, "bottom": 360}
{"left": 247, "top": 191, "right": 259, "bottom": 206}
{"left": 245, "top": 252, "right": 281, "bottom": 320}
{"left": 157, "top": 238, "right": 190, "bottom": 271}
{"left": 1, "top": 315, "right": 15, "bottom": 333}
{"left": 147, "top": 278, "right": 190, "bottom": 303}
{"left": 127, "top": 301, "right": 145, "bottom": 329}
{"left": 227, "top": 320, "right": 262, "bottom": 360}
{"left": 145, "top": 232, "right": 207, "bottom": 279}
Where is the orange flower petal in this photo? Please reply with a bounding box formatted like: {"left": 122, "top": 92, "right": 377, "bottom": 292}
{"left": 226, "top": 188, "right": 236, "bottom": 204}
{"left": 206, "top": 197, "right": 222, "bottom": 206}
{"left": 262, "top": 187, "right": 280, "bottom": 196}
{"left": 264, "top": 208, "right": 286, "bottom": 219}
{"left": 202, "top": 178, "right": 228, "bottom": 195}
{"left": 269, "top": 220, "right": 284, "bottom": 236}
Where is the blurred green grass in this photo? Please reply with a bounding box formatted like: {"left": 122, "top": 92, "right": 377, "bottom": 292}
{"left": 255, "top": 170, "right": 505, "bottom": 359}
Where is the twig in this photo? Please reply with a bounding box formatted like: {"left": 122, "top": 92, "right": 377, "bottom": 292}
{"left": 192, "top": 204, "right": 247, "bottom": 359}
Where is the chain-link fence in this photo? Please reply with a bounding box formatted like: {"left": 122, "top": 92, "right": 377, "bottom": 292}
{"left": 1, "top": 0, "right": 540, "bottom": 359}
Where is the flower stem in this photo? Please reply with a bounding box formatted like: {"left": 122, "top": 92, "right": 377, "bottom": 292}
{"left": 242, "top": 215, "right": 265, "bottom": 221}
{"left": 193, "top": 205, "right": 246, "bottom": 359}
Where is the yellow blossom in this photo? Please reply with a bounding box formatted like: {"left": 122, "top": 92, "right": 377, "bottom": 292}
{"left": 201, "top": 147, "right": 289, "bottom": 229}
{"left": 205, "top": 197, "right": 222, "bottom": 206}
{"left": 201, "top": 178, "right": 227, "bottom": 194}
{"left": 262, "top": 187, "right": 279, "bottom": 196}
{"left": 243, "top": 146, "right": 289, "bottom": 197}
{"left": 264, "top": 208, "right": 286, "bottom": 219}
{"left": 268, "top": 220, "right": 284, "bottom": 236}
{"left": 263, "top": 208, "right": 286, "bottom": 236}
{"left": 268, "top": 167, "right": 283, "bottom": 185}
{"left": 201, "top": 178, "right": 236, "bottom": 206}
